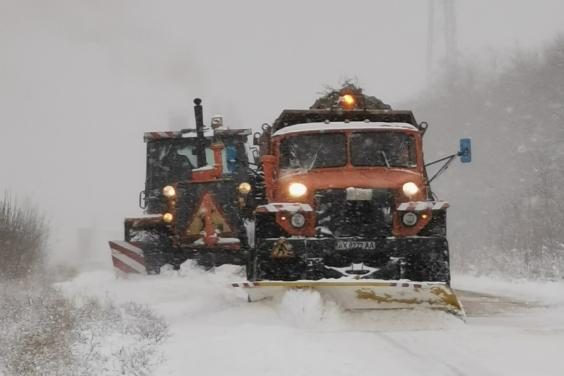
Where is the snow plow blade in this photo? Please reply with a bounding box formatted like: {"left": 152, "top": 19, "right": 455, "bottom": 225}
{"left": 232, "top": 280, "right": 465, "bottom": 316}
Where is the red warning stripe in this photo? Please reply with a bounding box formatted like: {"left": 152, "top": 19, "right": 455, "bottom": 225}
{"left": 112, "top": 256, "right": 140, "bottom": 274}
{"left": 143, "top": 131, "right": 182, "bottom": 140}
{"left": 110, "top": 241, "right": 145, "bottom": 265}
{"left": 396, "top": 201, "right": 450, "bottom": 211}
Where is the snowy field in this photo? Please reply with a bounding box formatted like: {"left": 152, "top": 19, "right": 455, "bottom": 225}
{"left": 59, "top": 264, "right": 564, "bottom": 376}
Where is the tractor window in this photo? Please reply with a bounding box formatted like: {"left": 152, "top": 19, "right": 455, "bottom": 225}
{"left": 280, "top": 133, "right": 346, "bottom": 171}
{"left": 175, "top": 145, "right": 199, "bottom": 167}
{"left": 223, "top": 144, "right": 238, "bottom": 174}
{"left": 350, "top": 132, "right": 416, "bottom": 168}
{"left": 147, "top": 141, "right": 216, "bottom": 188}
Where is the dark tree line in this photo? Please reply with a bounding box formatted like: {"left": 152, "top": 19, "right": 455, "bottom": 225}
{"left": 0, "top": 195, "right": 168, "bottom": 375}
{"left": 410, "top": 36, "right": 564, "bottom": 279}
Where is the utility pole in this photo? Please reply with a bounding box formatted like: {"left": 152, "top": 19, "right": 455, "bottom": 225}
{"left": 426, "top": 0, "right": 458, "bottom": 85}
{"left": 443, "top": 0, "right": 458, "bottom": 71}
{"left": 426, "top": 0, "right": 435, "bottom": 85}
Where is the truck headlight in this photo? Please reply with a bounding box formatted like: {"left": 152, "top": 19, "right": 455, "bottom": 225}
{"left": 402, "top": 182, "right": 418, "bottom": 197}
{"left": 163, "top": 185, "right": 176, "bottom": 198}
{"left": 290, "top": 213, "right": 306, "bottom": 228}
{"left": 288, "top": 182, "right": 307, "bottom": 198}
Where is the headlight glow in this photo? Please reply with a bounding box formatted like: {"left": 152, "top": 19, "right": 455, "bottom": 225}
{"left": 163, "top": 185, "right": 176, "bottom": 198}
{"left": 238, "top": 182, "right": 251, "bottom": 195}
{"left": 341, "top": 94, "right": 355, "bottom": 107}
{"left": 162, "top": 213, "right": 174, "bottom": 223}
{"left": 288, "top": 182, "right": 307, "bottom": 198}
{"left": 402, "top": 182, "right": 419, "bottom": 196}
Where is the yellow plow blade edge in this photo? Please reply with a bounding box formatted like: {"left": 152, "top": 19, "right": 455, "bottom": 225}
{"left": 232, "top": 280, "right": 465, "bottom": 317}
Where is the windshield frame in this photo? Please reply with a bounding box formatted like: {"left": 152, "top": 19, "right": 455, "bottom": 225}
{"left": 275, "top": 129, "right": 421, "bottom": 173}
{"left": 350, "top": 130, "right": 417, "bottom": 169}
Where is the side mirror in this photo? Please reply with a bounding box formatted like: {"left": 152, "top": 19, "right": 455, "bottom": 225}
{"left": 138, "top": 190, "right": 147, "bottom": 209}
{"left": 459, "top": 138, "right": 472, "bottom": 163}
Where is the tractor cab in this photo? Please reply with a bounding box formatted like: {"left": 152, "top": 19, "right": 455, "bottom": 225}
{"left": 110, "top": 99, "right": 254, "bottom": 274}
{"left": 142, "top": 128, "right": 251, "bottom": 214}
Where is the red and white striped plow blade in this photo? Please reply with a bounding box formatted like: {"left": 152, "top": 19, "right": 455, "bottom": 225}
{"left": 232, "top": 280, "right": 465, "bottom": 317}
{"left": 109, "top": 241, "right": 146, "bottom": 275}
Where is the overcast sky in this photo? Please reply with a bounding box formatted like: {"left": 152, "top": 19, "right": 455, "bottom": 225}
{"left": 2, "top": 0, "right": 564, "bottom": 266}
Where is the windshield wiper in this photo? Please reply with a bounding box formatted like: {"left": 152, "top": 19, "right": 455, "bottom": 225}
{"left": 307, "top": 145, "right": 323, "bottom": 170}
{"left": 379, "top": 151, "right": 391, "bottom": 168}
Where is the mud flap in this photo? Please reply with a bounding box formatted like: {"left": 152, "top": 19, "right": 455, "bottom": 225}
{"left": 232, "top": 280, "right": 465, "bottom": 317}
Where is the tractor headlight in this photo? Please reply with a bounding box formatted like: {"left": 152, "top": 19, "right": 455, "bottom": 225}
{"left": 290, "top": 213, "right": 306, "bottom": 228}
{"left": 238, "top": 182, "right": 251, "bottom": 195}
{"left": 163, "top": 185, "right": 176, "bottom": 198}
{"left": 288, "top": 182, "right": 307, "bottom": 198}
{"left": 162, "top": 213, "right": 174, "bottom": 223}
{"left": 402, "top": 212, "right": 418, "bottom": 227}
{"left": 402, "top": 182, "right": 419, "bottom": 197}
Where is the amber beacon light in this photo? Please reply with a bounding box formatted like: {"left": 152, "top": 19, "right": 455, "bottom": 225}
{"left": 341, "top": 94, "right": 355, "bottom": 108}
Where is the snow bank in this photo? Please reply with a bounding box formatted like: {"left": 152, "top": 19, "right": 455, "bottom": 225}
{"left": 57, "top": 263, "right": 564, "bottom": 376}
{"left": 59, "top": 262, "right": 248, "bottom": 323}
{"left": 60, "top": 262, "right": 464, "bottom": 337}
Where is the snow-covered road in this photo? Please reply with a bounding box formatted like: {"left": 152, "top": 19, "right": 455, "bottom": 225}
{"left": 61, "top": 266, "right": 564, "bottom": 376}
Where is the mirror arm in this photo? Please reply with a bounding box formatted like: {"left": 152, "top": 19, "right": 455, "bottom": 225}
{"left": 427, "top": 154, "right": 458, "bottom": 184}
{"left": 425, "top": 152, "right": 459, "bottom": 167}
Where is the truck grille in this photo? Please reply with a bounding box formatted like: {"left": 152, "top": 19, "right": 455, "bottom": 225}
{"left": 314, "top": 189, "right": 394, "bottom": 237}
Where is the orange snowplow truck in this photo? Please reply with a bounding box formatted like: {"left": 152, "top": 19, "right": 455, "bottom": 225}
{"left": 240, "top": 85, "right": 471, "bottom": 315}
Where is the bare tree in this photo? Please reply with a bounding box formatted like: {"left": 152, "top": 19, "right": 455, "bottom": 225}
{"left": 0, "top": 193, "right": 48, "bottom": 280}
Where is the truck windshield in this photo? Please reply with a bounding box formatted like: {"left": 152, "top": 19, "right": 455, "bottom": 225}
{"left": 280, "top": 133, "right": 346, "bottom": 170}
{"left": 350, "top": 132, "right": 416, "bottom": 168}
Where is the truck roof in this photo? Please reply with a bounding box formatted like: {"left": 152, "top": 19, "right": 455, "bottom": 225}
{"left": 272, "top": 121, "right": 419, "bottom": 137}
{"left": 272, "top": 109, "right": 420, "bottom": 134}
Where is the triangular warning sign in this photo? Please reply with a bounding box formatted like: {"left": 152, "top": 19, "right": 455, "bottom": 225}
{"left": 271, "top": 239, "right": 294, "bottom": 259}
{"left": 187, "top": 191, "right": 232, "bottom": 237}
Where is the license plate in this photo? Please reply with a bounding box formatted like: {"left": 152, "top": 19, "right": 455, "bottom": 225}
{"left": 335, "top": 240, "right": 376, "bottom": 250}
{"left": 346, "top": 187, "right": 373, "bottom": 201}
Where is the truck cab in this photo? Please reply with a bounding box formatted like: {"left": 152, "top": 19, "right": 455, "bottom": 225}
{"left": 250, "top": 86, "right": 450, "bottom": 282}
{"left": 265, "top": 121, "right": 433, "bottom": 238}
